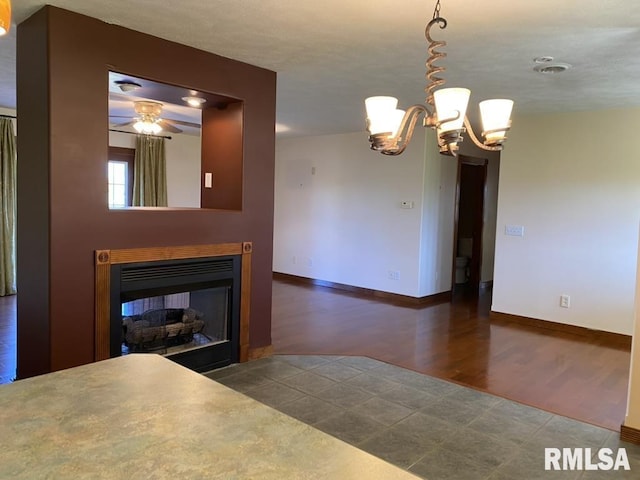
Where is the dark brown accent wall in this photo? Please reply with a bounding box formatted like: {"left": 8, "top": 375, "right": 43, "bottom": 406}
{"left": 16, "top": 6, "right": 276, "bottom": 378}
{"left": 201, "top": 102, "right": 244, "bottom": 210}
{"left": 15, "top": 10, "right": 51, "bottom": 377}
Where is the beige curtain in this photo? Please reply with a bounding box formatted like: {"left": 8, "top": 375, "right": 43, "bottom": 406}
{"left": 0, "top": 118, "right": 17, "bottom": 296}
{"left": 132, "top": 135, "right": 168, "bottom": 207}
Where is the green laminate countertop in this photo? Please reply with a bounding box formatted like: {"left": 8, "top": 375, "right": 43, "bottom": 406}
{"left": 0, "top": 354, "right": 421, "bottom": 479}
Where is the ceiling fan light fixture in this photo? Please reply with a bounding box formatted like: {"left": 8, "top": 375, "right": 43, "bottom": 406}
{"left": 133, "top": 118, "right": 162, "bottom": 135}
{"left": 182, "top": 96, "right": 206, "bottom": 107}
{"left": 0, "top": 0, "right": 11, "bottom": 36}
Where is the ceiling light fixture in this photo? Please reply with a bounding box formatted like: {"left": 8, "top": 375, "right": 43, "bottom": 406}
{"left": 364, "top": 0, "right": 514, "bottom": 156}
{"left": 182, "top": 96, "right": 206, "bottom": 107}
{"left": 0, "top": 0, "right": 11, "bottom": 36}
{"left": 132, "top": 101, "right": 163, "bottom": 135}
{"left": 115, "top": 80, "right": 142, "bottom": 93}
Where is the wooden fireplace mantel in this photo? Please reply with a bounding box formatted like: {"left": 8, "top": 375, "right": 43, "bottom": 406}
{"left": 95, "top": 243, "right": 252, "bottom": 363}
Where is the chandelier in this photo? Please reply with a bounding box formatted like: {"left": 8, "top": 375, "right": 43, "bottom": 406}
{"left": 365, "top": 0, "right": 514, "bottom": 156}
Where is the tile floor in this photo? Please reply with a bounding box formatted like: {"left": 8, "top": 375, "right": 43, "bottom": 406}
{"left": 205, "top": 355, "right": 640, "bottom": 480}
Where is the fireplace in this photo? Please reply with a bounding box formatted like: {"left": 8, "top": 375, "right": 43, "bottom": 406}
{"left": 95, "top": 243, "right": 252, "bottom": 371}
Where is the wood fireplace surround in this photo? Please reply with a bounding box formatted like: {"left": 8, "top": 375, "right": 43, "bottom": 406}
{"left": 95, "top": 243, "right": 253, "bottom": 364}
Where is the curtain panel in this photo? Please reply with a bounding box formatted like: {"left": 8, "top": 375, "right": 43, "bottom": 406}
{"left": 132, "top": 135, "right": 168, "bottom": 207}
{"left": 0, "top": 117, "right": 16, "bottom": 296}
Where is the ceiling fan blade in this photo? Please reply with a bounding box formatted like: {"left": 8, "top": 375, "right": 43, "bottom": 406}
{"left": 111, "top": 121, "right": 134, "bottom": 127}
{"left": 157, "top": 120, "right": 182, "bottom": 133}
{"left": 165, "top": 118, "right": 201, "bottom": 129}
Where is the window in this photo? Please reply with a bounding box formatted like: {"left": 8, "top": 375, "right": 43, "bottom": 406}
{"left": 108, "top": 146, "right": 135, "bottom": 208}
{"left": 108, "top": 160, "right": 128, "bottom": 208}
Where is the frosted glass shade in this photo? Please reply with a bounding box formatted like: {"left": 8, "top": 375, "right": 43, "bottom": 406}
{"left": 479, "top": 99, "right": 513, "bottom": 144}
{"left": 0, "top": 0, "right": 10, "bottom": 36}
{"left": 365, "top": 96, "right": 400, "bottom": 135}
{"left": 390, "top": 109, "right": 405, "bottom": 137}
{"left": 133, "top": 120, "right": 162, "bottom": 135}
{"left": 433, "top": 88, "right": 470, "bottom": 133}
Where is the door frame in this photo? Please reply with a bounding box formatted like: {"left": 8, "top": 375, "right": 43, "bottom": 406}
{"left": 451, "top": 155, "right": 488, "bottom": 293}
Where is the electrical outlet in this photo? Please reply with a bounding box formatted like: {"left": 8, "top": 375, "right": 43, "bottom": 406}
{"left": 388, "top": 270, "right": 400, "bottom": 281}
{"left": 560, "top": 294, "right": 570, "bottom": 308}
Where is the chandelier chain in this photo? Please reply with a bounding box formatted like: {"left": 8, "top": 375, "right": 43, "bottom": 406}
{"left": 424, "top": 17, "right": 447, "bottom": 106}
{"left": 432, "top": 0, "right": 442, "bottom": 20}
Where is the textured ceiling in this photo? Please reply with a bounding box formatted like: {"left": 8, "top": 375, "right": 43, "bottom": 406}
{"left": 2, "top": 0, "right": 640, "bottom": 137}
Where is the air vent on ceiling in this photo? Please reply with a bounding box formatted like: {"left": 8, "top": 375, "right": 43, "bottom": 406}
{"left": 533, "top": 62, "right": 572, "bottom": 74}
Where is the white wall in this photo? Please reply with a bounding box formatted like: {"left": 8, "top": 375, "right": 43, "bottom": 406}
{"left": 481, "top": 155, "right": 500, "bottom": 283}
{"left": 493, "top": 108, "right": 640, "bottom": 335}
{"left": 108, "top": 131, "right": 201, "bottom": 208}
{"left": 274, "top": 129, "right": 456, "bottom": 297}
{"left": 419, "top": 129, "right": 457, "bottom": 294}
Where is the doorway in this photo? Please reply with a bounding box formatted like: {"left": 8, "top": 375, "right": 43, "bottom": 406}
{"left": 453, "top": 156, "right": 487, "bottom": 294}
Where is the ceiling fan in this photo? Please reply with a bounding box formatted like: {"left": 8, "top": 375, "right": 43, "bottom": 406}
{"left": 110, "top": 100, "right": 201, "bottom": 134}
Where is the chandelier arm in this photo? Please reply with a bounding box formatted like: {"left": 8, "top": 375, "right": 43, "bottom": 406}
{"left": 369, "top": 105, "right": 429, "bottom": 156}
{"left": 462, "top": 116, "right": 503, "bottom": 152}
{"left": 390, "top": 104, "right": 430, "bottom": 155}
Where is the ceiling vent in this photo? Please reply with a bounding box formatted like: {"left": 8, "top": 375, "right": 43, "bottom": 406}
{"left": 533, "top": 62, "right": 572, "bottom": 74}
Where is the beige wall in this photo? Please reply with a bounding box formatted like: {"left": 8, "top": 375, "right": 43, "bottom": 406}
{"left": 274, "top": 128, "right": 460, "bottom": 297}
{"left": 481, "top": 155, "right": 500, "bottom": 283}
{"left": 493, "top": 108, "right": 640, "bottom": 334}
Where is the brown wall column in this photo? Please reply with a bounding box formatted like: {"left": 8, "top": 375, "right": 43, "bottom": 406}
{"left": 16, "top": 6, "right": 276, "bottom": 377}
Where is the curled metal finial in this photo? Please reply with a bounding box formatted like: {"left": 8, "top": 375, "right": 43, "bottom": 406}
{"left": 425, "top": 17, "right": 448, "bottom": 107}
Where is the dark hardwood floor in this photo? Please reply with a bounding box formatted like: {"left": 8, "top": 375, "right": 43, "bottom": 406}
{"left": 0, "top": 280, "right": 631, "bottom": 431}
{"left": 272, "top": 279, "right": 631, "bottom": 432}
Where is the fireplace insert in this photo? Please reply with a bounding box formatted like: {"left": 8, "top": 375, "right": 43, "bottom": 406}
{"left": 110, "top": 255, "right": 241, "bottom": 371}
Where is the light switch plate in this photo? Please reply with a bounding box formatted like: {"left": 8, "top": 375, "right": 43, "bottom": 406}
{"left": 204, "top": 172, "right": 212, "bottom": 188}
{"left": 505, "top": 225, "right": 524, "bottom": 237}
